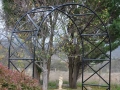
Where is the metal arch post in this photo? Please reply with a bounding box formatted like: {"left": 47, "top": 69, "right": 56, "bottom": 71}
{"left": 8, "top": 3, "right": 111, "bottom": 90}
{"left": 8, "top": 6, "right": 53, "bottom": 77}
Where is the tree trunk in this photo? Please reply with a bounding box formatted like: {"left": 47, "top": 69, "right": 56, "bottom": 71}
{"left": 69, "top": 57, "right": 80, "bottom": 89}
{"left": 72, "top": 62, "right": 77, "bottom": 89}
{"left": 42, "top": 70, "right": 48, "bottom": 90}
{"left": 42, "top": 60, "right": 48, "bottom": 90}
{"left": 69, "top": 57, "right": 73, "bottom": 88}
{"left": 69, "top": 64, "right": 78, "bottom": 88}
{"left": 47, "top": 56, "right": 51, "bottom": 81}
{"left": 34, "top": 64, "right": 41, "bottom": 85}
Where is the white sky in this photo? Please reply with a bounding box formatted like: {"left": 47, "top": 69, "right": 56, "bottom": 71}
{"left": 0, "top": 0, "right": 7, "bottom": 39}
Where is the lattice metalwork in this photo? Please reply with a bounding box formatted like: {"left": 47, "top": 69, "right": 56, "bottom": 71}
{"left": 8, "top": 3, "right": 111, "bottom": 90}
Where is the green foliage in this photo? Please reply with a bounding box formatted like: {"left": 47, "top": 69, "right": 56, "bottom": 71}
{"left": 109, "top": 18, "right": 120, "bottom": 42}
{"left": 112, "top": 84, "right": 120, "bottom": 90}
{"left": 3, "top": 0, "right": 17, "bottom": 26}
{"left": 48, "top": 81, "right": 57, "bottom": 89}
{"left": 85, "top": 0, "right": 120, "bottom": 52}
{"left": 3, "top": 0, "right": 13, "bottom": 14}
{"left": 106, "top": 0, "right": 120, "bottom": 20}
{"left": 63, "top": 81, "right": 69, "bottom": 84}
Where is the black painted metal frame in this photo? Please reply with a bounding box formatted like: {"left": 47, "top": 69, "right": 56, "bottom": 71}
{"left": 8, "top": 3, "right": 111, "bottom": 90}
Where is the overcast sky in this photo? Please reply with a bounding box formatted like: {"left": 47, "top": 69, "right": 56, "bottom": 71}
{"left": 111, "top": 46, "right": 120, "bottom": 59}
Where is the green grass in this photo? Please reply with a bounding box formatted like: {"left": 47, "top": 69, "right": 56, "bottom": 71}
{"left": 48, "top": 81, "right": 58, "bottom": 89}
{"left": 48, "top": 81, "right": 120, "bottom": 90}
{"left": 111, "top": 84, "right": 120, "bottom": 90}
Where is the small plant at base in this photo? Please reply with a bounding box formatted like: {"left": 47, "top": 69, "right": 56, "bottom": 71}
{"left": 0, "top": 63, "right": 41, "bottom": 90}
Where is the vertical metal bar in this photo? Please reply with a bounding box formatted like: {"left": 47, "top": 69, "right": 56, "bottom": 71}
{"left": 82, "top": 60, "right": 84, "bottom": 90}
{"left": 81, "top": 36, "right": 84, "bottom": 90}
{"left": 109, "top": 43, "right": 112, "bottom": 90}
{"left": 109, "top": 61, "right": 111, "bottom": 90}
{"left": 32, "top": 39, "right": 35, "bottom": 78}
{"left": 8, "top": 46, "right": 10, "bottom": 69}
{"left": 32, "top": 32, "right": 36, "bottom": 78}
{"left": 8, "top": 33, "right": 13, "bottom": 69}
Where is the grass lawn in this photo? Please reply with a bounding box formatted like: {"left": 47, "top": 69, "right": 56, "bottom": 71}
{"left": 48, "top": 82, "right": 120, "bottom": 90}
{"left": 49, "top": 86, "right": 120, "bottom": 90}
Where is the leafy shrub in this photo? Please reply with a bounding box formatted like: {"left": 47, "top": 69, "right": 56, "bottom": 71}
{"left": 48, "top": 81, "right": 57, "bottom": 89}
{"left": 0, "top": 63, "right": 41, "bottom": 90}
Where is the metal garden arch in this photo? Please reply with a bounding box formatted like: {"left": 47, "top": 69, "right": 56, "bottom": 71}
{"left": 8, "top": 3, "right": 111, "bottom": 90}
